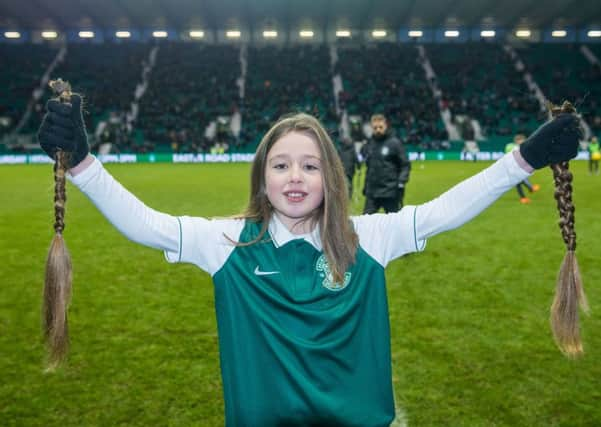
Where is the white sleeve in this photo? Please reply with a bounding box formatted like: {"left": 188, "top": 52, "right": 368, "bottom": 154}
{"left": 352, "top": 206, "right": 424, "bottom": 268}
{"left": 68, "top": 157, "right": 244, "bottom": 275}
{"left": 163, "top": 216, "right": 245, "bottom": 276}
{"left": 68, "top": 157, "right": 181, "bottom": 252}
{"left": 353, "top": 151, "right": 531, "bottom": 267}
{"left": 414, "top": 151, "right": 531, "bottom": 241}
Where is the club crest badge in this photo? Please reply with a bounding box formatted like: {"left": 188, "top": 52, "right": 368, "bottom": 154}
{"left": 315, "top": 255, "right": 351, "bottom": 291}
{"left": 381, "top": 146, "right": 389, "bottom": 156}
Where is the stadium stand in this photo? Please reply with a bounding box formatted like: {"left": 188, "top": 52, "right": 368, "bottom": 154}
{"left": 517, "top": 43, "right": 601, "bottom": 137}
{"left": 241, "top": 45, "right": 338, "bottom": 150}
{"left": 0, "top": 43, "right": 59, "bottom": 141}
{"left": 2, "top": 40, "right": 601, "bottom": 155}
{"left": 137, "top": 42, "right": 241, "bottom": 153}
{"left": 37, "top": 42, "right": 149, "bottom": 134}
{"left": 336, "top": 43, "right": 447, "bottom": 149}
{"left": 426, "top": 42, "right": 541, "bottom": 141}
{"left": 581, "top": 45, "right": 601, "bottom": 135}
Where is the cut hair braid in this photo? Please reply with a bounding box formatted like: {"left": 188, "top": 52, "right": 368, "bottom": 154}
{"left": 548, "top": 101, "right": 589, "bottom": 357}
{"left": 43, "top": 151, "right": 73, "bottom": 370}
{"left": 43, "top": 79, "right": 74, "bottom": 370}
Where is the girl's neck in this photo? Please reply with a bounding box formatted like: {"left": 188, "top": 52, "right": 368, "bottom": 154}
{"left": 274, "top": 212, "right": 316, "bottom": 235}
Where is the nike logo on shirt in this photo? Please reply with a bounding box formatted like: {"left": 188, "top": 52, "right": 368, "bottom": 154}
{"left": 254, "top": 266, "right": 280, "bottom": 276}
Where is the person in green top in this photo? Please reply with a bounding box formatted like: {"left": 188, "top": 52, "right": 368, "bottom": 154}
{"left": 37, "top": 95, "right": 581, "bottom": 427}
{"left": 588, "top": 135, "right": 600, "bottom": 175}
{"left": 505, "top": 134, "right": 540, "bottom": 203}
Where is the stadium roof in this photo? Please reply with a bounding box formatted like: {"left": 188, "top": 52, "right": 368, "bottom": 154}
{"left": 1, "top": 0, "right": 599, "bottom": 31}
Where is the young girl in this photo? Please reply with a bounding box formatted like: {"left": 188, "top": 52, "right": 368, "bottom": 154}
{"left": 38, "top": 95, "right": 580, "bottom": 427}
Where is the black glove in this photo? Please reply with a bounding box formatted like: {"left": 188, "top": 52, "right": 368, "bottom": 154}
{"left": 519, "top": 113, "right": 582, "bottom": 169}
{"left": 38, "top": 94, "right": 89, "bottom": 168}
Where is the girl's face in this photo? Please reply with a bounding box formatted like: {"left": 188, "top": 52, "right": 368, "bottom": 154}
{"left": 265, "top": 131, "right": 324, "bottom": 234}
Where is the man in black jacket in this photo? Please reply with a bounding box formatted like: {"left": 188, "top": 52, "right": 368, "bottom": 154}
{"left": 362, "top": 114, "right": 411, "bottom": 214}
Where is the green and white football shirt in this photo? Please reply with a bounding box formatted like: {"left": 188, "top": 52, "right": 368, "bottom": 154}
{"left": 164, "top": 211, "right": 425, "bottom": 426}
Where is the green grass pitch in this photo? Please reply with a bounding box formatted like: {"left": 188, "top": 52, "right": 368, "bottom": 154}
{"left": 1, "top": 160, "right": 600, "bottom": 426}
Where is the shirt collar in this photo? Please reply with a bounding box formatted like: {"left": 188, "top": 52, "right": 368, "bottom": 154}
{"left": 268, "top": 214, "right": 322, "bottom": 251}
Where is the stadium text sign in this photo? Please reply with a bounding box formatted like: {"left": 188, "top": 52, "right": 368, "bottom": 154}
{"left": 0, "top": 151, "right": 589, "bottom": 165}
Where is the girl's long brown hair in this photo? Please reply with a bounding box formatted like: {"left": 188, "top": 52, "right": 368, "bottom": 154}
{"left": 236, "top": 113, "right": 358, "bottom": 283}
{"left": 43, "top": 79, "right": 74, "bottom": 370}
{"left": 548, "top": 101, "right": 589, "bottom": 357}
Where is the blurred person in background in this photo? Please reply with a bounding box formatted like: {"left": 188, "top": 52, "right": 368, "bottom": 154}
{"left": 362, "top": 114, "right": 411, "bottom": 213}
{"left": 337, "top": 137, "right": 359, "bottom": 198}
{"left": 588, "top": 135, "right": 600, "bottom": 175}
{"left": 505, "top": 133, "right": 540, "bottom": 203}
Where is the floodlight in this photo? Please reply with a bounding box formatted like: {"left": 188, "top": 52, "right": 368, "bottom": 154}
{"left": 516, "top": 30, "right": 531, "bottom": 38}
{"left": 551, "top": 30, "right": 566, "bottom": 38}
{"left": 336, "top": 30, "right": 351, "bottom": 37}
{"left": 189, "top": 31, "right": 204, "bottom": 38}
{"left": 4, "top": 31, "right": 21, "bottom": 39}
{"left": 481, "top": 30, "right": 495, "bottom": 38}
{"left": 263, "top": 31, "right": 277, "bottom": 38}
{"left": 372, "top": 30, "right": 387, "bottom": 38}
{"left": 444, "top": 30, "right": 459, "bottom": 37}
{"left": 299, "top": 30, "right": 314, "bottom": 38}
{"left": 42, "top": 31, "right": 58, "bottom": 39}
{"left": 226, "top": 30, "right": 241, "bottom": 38}
{"left": 152, "top": 31, "right": 168, "bottom": 38}
{"left": 588, "top": 30, "right": 601, "bottom": 38}
{"left": 408, "top": 30, "right": 423, "bottom": 37}
{"left": 116, "top": 31, "right": 131, "bottom": 38}
{"left": 78, "top": 31, "right": 94, "bottom": 38}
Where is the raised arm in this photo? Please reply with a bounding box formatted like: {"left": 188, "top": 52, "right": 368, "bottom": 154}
{"left": 415, "top": 113, "right": 581, "bottom": 240}
{"left": 37, "top": 95, "right": 180, "bottom": 253}
{"left": 415, "top": 150, "right": 531, "bottom": 240}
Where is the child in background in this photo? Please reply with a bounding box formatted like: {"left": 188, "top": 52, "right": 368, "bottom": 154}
{"left": 505, "top": 133, "right": 541, "bottom": 203}
{"left": 588, "top": 135, "right": 600, "bottom": 175}
{"left": 38, "top": 95, "right": 581, "bottom": 427}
